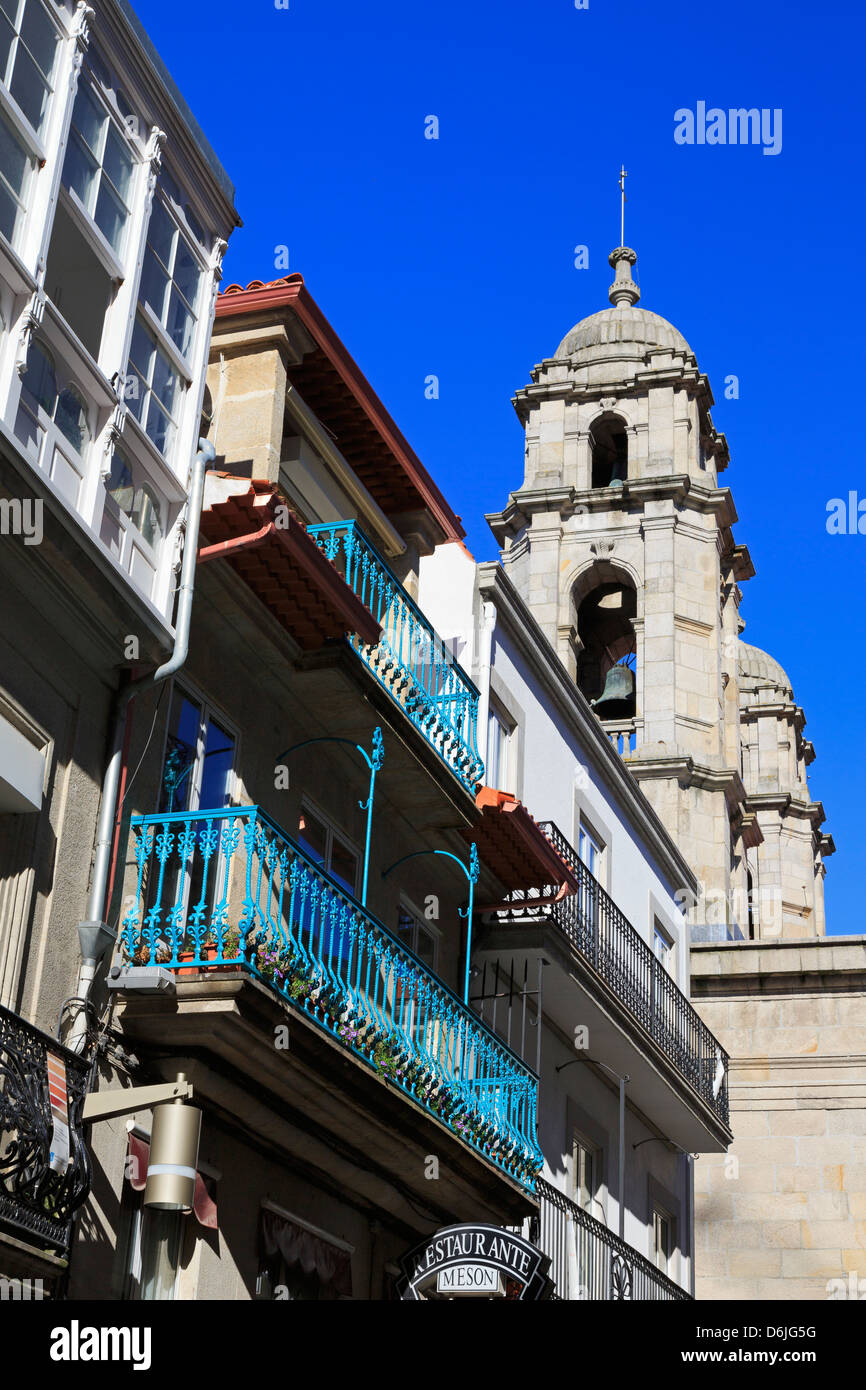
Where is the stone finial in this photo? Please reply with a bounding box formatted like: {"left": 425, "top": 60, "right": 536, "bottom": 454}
{"left": 608, "top": 246, "right": 640, "bottom": 307}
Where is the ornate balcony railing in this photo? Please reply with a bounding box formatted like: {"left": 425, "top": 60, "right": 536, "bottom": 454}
{"left": 307, "top": 521, "right": 484, "bottom": 795}
{"left": 121, "top": 806, "right": 542, "bottom": 1189}
{"left": 0, "top": 1005, "right": 91, "bottom": 1255}
{"left": 503, "top": 822, "right": 730, "bottom": 1127}
{"left": 534, "top": 1178, "right": 692, "bottom": 1300}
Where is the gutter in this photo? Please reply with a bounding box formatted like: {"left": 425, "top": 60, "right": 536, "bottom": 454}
{"left": 68, "top": 440, "right": 216, "bottom": 1051}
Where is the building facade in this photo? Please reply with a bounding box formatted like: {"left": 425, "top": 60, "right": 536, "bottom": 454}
{"left": 0, "top": 4, "right": 736, "bottom": 1303}
{"left": 0, "top": 0, "right": 238, "bottom": 1289}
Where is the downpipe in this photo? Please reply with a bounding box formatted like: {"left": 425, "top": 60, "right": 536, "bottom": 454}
{"left": 68, "top": 440, "right": 216, "bottom": 1051}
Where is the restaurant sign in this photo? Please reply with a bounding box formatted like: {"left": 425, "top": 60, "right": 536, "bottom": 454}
{"left": 399, "top": 1224, "right": 553, "bottom": 1300}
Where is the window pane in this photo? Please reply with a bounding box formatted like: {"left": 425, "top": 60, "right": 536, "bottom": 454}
{"left": 10, "top": 46, "right": 50, "bottom": 133}
{"left": 0, "top": 12, "right": 15, "bottom": 82}
{"left": 144, "top": 396, "right": 173, "bottom": 455}
{"left": 151, "top": 343, "right": 178, "bottom": 414}
{"left": 200, "top": 718, "right": 234, "bottom": 809}
{"left": 396, "top": 908, "right": 415, "bottom": 952}
{"left": 131, "top": 485, "right": 161, "bottom": 550}
{"left": 0, "top": 177, "right": 16, "bottom": 240}
{"left": 173, "top": 236, "right": 200, "bottom": 308}
{"left": 329, "top": 838, "right": 358, "bottom": 896}
{"left": 106, "top": 449, "right": 134, "bottom": 513}
{"left": 297, "top": 808, "right": 328, "bottom": 868}
{"left": 55, "top": 387, "right": 88, "bottom": 452}
{"left": 0, "top": 107, "right": 27, "bottom": 190}
{"left": 129, "top": 317, "right": 153, "bottom": 377}
{"left": 415, "top": 924, "right": 435, "bottom": 967}
{"left": 20, "top": 0, "right": 58, "bottom": 81}
{"left": 103, "top": 123, "right": 132, "bottom": 203}
{"left": 147, "top": 198, "right": 175, "bottom": 267}
{"left": 94, "top": 177, "right": 126, "bottom": 251}
{"left": 23, "top": 339, "right": 56, "bottom": 413}
{"left": 167, "top": 286, "right": 194, "bottom": 356}
{"left": 161, "top": 692, "right": 202, "bottom": 813}
{"left": 63, "top": 134, "right": 98, "bottom": 211}
{"left": 124, "top": 366, "right": 147, "bottom": 424}
{"left": 140, "top": 247, "right": 170, "bottom": 324}
{"left": 71, "top": 84, "right": 103, "bottom": 157}
{"left": 13, "top": 397, "right": 40, "bottom": 454}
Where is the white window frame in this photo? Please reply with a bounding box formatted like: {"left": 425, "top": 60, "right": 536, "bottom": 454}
{"left": 14, "top": 333, "right": 91, "bottom": 506}
{"left": 138, "top": 191, "right": 205, "bottom": 367}
{"left": 0, "top": 0, "right": 64, "bottom": 146}
{"left": 59, "top": 69, "right": 138, "bottom": 270}
{"left": 486, "top": 700, "right": 514, "bottom": 793}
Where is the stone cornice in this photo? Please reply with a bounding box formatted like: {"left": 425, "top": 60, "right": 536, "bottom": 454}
{"left": 626, "top": 753, "right": 747, "bottom": 808}
{"left": 488, "top": 475, "right": 741, "bottom": 543}
{"left": 691, "top": 936, "right": 866, "bottom": 994}
{"left": 475, "top": 562, "right": 698, "bottom": 895}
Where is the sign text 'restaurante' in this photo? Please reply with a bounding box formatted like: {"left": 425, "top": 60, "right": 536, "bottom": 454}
{"left": 416, "top": 1230, "right": 533, "bottom": 1278}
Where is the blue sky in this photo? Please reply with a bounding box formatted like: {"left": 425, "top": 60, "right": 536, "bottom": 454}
{"left": 133, "top": 0, "right": 864, "bottom": 935}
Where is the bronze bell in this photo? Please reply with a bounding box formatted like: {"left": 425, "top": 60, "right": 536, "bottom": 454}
{"left": 591, "top": 663, "right": 635, "bottom": 712}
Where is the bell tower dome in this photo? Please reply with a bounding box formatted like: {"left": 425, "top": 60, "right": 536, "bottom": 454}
{"left": 486, "top": 243, "right": 756, "bottom": 918}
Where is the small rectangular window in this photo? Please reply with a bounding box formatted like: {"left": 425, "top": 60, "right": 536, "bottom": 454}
{"left": 486, "top": 702, "right": 515, "bottom": 793}
{"left": 653, "top": 1206, "right": 673, "bottom": 1274}
{"left": 572, "top": 1133, "right": 599, "bottom": 1212}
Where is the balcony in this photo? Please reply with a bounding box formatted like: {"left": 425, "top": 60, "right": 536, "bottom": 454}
{"left": 476, "top": 822, "right": 731, "bottom": 1151}
{"left": 533, "top": 1178, "right": 691, "bottom": 1301}
{"left": 0, "top": 1006, "right": 91, "bottom": 1260}
{"left": 307, "top": 521, "right": 484, "bottom": 795}
{"left": 120, "top": 806, "right": 543, "bottom": 1193}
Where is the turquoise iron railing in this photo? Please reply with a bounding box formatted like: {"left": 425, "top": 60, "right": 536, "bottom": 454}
{"left": 307, "top": 521, "right": 484, "bottom": 795}
{"left": 121, "top": 806, "right": 542, "bottom": 1189}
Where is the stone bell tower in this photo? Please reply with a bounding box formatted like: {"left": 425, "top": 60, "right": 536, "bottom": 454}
{"left": 486, "top": 244, "right": 760, "bottom": 921}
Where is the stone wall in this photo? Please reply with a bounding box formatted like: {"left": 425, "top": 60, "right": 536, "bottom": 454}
{"left": 692, "top": 938, "right": 866, "bottom": 1299}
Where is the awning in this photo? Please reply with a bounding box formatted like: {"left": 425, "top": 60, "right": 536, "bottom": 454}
{"left": 260, "top": 1208, "right": 352, "bottom": 1298}
{"left": 198, "top": 478, "right": 381, "bottom": 651}
{"left": 125, "top": 1132, "right": 218, "bottom": 1230}
{"left": 466, "top": 788, "right": 581, "bottom": 893}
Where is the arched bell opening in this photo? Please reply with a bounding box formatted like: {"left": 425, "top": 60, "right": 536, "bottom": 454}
{"left": 576, "top": 581, "right": 637, "bottom": 718}
{"left": 589, "top": 413, "right": 628, "bottom": 489}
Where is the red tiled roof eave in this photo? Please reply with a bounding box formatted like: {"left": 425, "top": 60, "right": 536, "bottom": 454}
{"left": 215, "top": 276, "right": 464, "bottom": 542}
{"left": 466, "top": 787, "right": 582, "bottom": 894}
{"left": 198, "top": 481, "right": 381, "bottom": 651}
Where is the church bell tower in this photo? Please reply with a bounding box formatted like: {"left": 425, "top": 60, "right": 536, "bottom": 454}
{"left": 486, "top": 239, "right": 831, "bottom": 934}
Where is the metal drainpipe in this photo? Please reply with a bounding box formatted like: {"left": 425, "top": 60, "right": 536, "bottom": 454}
{"left": 69, "top": 439, "right": 216, "bottom": 1051}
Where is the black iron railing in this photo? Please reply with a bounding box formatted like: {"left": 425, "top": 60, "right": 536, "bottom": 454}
{"left": 0, "top": 1005, "right": 91, "bottom": 1255}
{"left": 534, "top": 1177, "right": 691, "bottom": 1300}
{"left": 502, "top": 822, "right": 729, "bottom": 1127}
